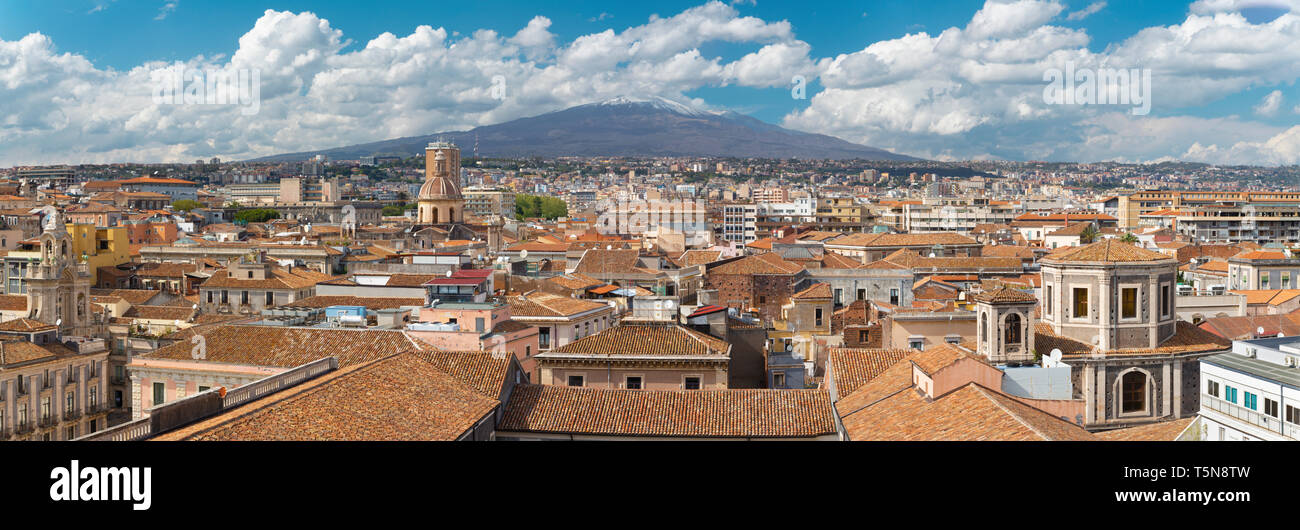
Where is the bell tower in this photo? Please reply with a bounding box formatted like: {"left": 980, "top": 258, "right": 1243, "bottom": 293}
{"left": 973, "top": 286, "right": 1038, "bottom": 366}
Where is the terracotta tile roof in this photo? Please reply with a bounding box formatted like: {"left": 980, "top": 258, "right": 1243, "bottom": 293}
{"left": 1042, "top": 240, "right": 1171, "bottom": 263}
{"left": 828, "top": 348, "right": 911, "bottom": 399}
{"left": 498, "top": 385, "right": 836, "bottom": 438}
{"left": 971, "top": 286, "right": 1038, "bottom": 304}
{"left": 1232, "top": 250, "right": 1291, "bottom": 260}
{"left": 291, "top": 295, "right": 425, "bottom": 310}
{"left": 141, "top": 325, "right": 431, "bottom": 368}
{"left": 676, "top": 249, "right": 723, "bottom": 267}
{"left": 549, "top": 321, "right": 729, "bottom": 357}
{"left": 156, "top": 352, "right": 498, "bottom": 441}
{"left": 122, "top": 305, "right": 196, "bottom": 321}
{"left": 1046, "top": 222, "right": 1094, "bottom": 236}
{"left": 543, "top": 273, "right": 603, "bottom": 291}
{"left": 828, "top": 232, "right": 978, "bottom": 248}
{"left": 1034, "top": 321, "right": 1229, "bottom": 358}
{"left": 200, "top": 266, "right": 335, "bottom": 290}
{"left": 572, "top": 249, "right": 643, "bottom": 274}
{"left": 708, "top": 252, "right": 804, "bottom": 275}
{"left": 88, "top": 288, "right": 161, "bottom": 306}
{"left": 411, "top": 350, "right": 513, "bottom": 400}
{"left": 0, "top": 318, "right": 52, "bottom": 332}
{"left": 819, "top": 251, "right": 864, "bottom": 269}
{"left": 1097, "top": 417, "right": 1195, "bottom": 441}
{"left": 791, "top": 283, "right": 833, "bottom": 300}
{"left": 1197, "top": 314, "right": 1300, "bottom": 340}
{"left": 909, "top": 343, "right": 985, "bottom": 375}
{"left": 507, "top": 241, "right": 569, "bottom": 252}
{"left": 839, "top": 382, "right": 1096, "bottom": 441}
{"left": 1229, "top": 289, "right": 1300, "bottom": 306}
{"left": 0, "top": 341, "right": 60, "bottom": 366}
{"left": 509, "top": 292, "right": 611, "bottom": 318}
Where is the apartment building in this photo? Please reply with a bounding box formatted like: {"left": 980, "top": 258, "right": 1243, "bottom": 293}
{"left": 0, "top": 321, "right": 111, "bottom": 441}
{"left": 1196, "top": 336, "right": 1300, "bottom": 441}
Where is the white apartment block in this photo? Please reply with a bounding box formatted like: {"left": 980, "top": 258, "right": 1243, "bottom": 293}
{"left": 1196, "top": 337, "right": 1300, "bottom": 441}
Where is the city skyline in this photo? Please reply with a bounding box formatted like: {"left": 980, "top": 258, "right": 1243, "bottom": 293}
{"left": 2, "top": 0, "right": 1300, "bottom": 166}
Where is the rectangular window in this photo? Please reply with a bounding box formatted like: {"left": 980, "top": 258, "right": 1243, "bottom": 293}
{"left": 207, "top": 291, "right": 214, "bottom": 303}
{"left": 858, "top": 330, "right": 870, "bottom": 343}
{"left": 66, "top": 426, "right": 76, "bottom": 440}
{"left": 221, "top": 290, "right": 228, "bottom": 303}
{"left": 1161, "top": 284, "right": 1171, "bottom": 317}
{"left": 890, "top": 289, "right": 899, "bottom": 305}
{"left": 1225, "top": 385, "right": 1237, "bottom": 404}
{"left": 1264, "top": 398, "right": 1279, "bottom": 418}
{"left": 1244, "top": 392, "right": 1257, "bottom": 410}
{"left": 1121, "top": 287, "right": 1138, "bottom": 319}
{"left": 66, "top": 391, "right": 74, "bottom": 413}
{"left": 538, "top": 327, "right": 551, "bottom": 349}
{"left": 198, "top": 386, "right": 210, "bottom": 393}
{"left": 1046, "top": 285, "right": 1053, "bottom": 315}
{"left": 1285, "top": 273, "right": 1292, "bottom": 289}
{"left": 1208, "top": 380, "right": 1219, "bottom": 398}
{"left": 265, "top": 291, "right": 274, "bottom": 305}
{"left": 241, "top": 291, "right": 249, "bottom": 304}
{"left": 684, "top": 376, "right": 701, "bottom": 390}
{"left": 153, "top": 382, "right": 165, "bottom": 405}
{"left": 1287, "top": 405, "right": 1300, "bottom": 425}
{"left": 909, "top": 339, "right": 924, "bottom": 350}
{"left": 856, "top": 289, "right": 866, "bottom": 301}
{"left": 566, "top": 375, "right": 584, "bottom": 387}
{"left": 815, "top": 308, "right": 823, "bottom": 327}
{"left": 625, "top": 376, "right": 642, "bottom": 390}
{"left": 1073, "top": 288, "right": 1089, "bottom": 318}
{"left": 41, "top": 397, "right": 50, "bottom": 420}
{"left": 475, "top": 317, "right": 485, "bottom": 333}
{"left": 772, "top": 372, "right": 786, "bottom": 388}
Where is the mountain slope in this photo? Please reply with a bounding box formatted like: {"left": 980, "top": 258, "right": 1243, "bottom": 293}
{"left": 251, "top": 97, "right": 918, "bottom": 162}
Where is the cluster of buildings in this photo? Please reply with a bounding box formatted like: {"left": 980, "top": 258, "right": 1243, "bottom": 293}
{"left": 1, "top": 146, "right": 1296, "bottom": 442}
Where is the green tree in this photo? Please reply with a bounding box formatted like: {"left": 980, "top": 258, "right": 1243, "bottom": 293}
{"left": 172, "top": 199, "right": 202, "bottom": 212}
{"left": 1080, "top": 223, "right": 1100, "bottom": 244}
{"left": 233, "top": 208, "right": 281, "bottom": 223}
{"left": 514, "top": 194, "right": 567, "bottom": 220}
{"left": 1120, "top": 232, "right": 1139, "bottom": 244}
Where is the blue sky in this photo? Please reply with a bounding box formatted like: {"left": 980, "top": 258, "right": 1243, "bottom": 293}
{"left": 1, "top": 0, "right": 1298, "bottom": 165}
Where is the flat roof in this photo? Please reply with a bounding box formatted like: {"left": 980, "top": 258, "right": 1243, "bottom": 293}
{"left": 1203, "top": 352, "right": 1300, "bottom": 389}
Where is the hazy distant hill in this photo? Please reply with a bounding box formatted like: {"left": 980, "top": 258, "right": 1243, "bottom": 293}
{"left": 251, "top": 96, "right": 918, "bottom": 162}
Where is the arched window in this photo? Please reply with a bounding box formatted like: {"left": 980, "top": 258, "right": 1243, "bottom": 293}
{"left": 1121, "top": 371, "right": 1147, "bottom": 413}
{"left": 1004, "top": 313, "right": 1021, "bottom": 345}
{"left": 980, "top": 313, "right": 987, "bottom": 344}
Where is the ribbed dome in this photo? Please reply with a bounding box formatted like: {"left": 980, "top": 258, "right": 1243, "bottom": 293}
{"left": 418, "top": 176, "right": 460, "bottom": 200}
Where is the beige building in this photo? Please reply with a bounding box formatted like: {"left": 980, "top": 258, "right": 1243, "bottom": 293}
{"left": 0, "top": 320, "right": 111, "bottom": 441}
{"left": 534, "top": 319, "right": 731, "bottom": 390}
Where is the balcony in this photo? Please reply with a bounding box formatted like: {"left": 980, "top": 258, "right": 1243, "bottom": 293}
{"left": 1201, "top": 393, "right": 1300, "bottom": 440}
{"left": 63, "top": 408, "right": 81, "bottom": 421}
{"left": 85, "top": 402, "right": 105, "bottom": 415}
{"left": 111, "top": 375, "right": 125, "bottom": 385}
{"left": 38, "top": 415, "right": 56, "bottom": 428}
{"left": 15, "top": 420, "right": 33, "bottom": 434}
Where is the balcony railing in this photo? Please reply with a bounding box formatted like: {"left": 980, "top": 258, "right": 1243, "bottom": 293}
{"left": 63, "top": 408, "right": 81, "bottom": 421}
{"left": 1201, "top": 393, "right": 1298, "bottom": 440}
{"left": 85, "top": 402, "right": 105, "bottom": 414}
{"left": 14, "top": 420, "right": 33, "bottom": 435}
{"left": 37, "top": 415, "right": 56, "bottom": 428}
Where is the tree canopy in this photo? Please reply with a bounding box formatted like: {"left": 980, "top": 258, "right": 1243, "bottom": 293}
{"left": 233, "top": 208, "right": 281, "bottom": 223}
{"left": 515, "top": 194, "right": 567, "bottom": 220}
{"left": 171, "top": 199, "right": 202, "bottom": 212}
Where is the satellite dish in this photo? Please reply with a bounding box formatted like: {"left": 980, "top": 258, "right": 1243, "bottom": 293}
{"left": 519, "top": 249, "right": 529, "bottom": 259}
{"left": 446, "top": 270, "right": 454, "bottom": 278}
{"left": 1258, "top": 326, "right": 1266, "bottom": 335}
{"left": 56, "top": 318, "right": 62, "bottom": 326}
{"left": 664, "top": 300, "right": 675, "bottom": 309}
{"left": 928, "top": 252, "right": 936, "bottom": 258}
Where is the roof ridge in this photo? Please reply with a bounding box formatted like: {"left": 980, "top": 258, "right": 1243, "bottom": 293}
{"left": 969, "top": 383, "right": 1052, "bottom": 440}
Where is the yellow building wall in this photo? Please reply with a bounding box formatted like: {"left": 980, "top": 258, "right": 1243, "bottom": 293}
{"left": 66, "top": 223, "right": 130, "bottom": 283}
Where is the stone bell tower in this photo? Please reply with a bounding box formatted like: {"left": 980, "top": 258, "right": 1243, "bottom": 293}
{"left": 27, "top": 209, "right": 91, "bottom": 334}
{"left": 973, "top": 286, "right": 1038, "bottom": 366}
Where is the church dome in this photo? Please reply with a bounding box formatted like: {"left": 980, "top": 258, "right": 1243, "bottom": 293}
{"left": 418, "top": 176, "right": 460, "bottom": 200}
